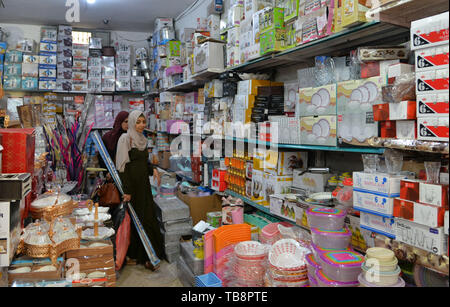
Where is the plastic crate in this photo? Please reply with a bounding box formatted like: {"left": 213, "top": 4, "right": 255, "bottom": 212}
{"left": 195, "top": 272, "right": 222, "bottom": 287}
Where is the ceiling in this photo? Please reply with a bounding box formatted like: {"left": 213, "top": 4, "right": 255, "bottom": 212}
{"left": 0, "top": 0, "right": 198, "bottom": 32}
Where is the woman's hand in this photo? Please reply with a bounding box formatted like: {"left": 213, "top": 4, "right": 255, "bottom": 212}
{"left": 123, "top": 194, "right": 131, "bottom": 202}
{"left": 153, "top": 169, "right": 161, "bottom": 187}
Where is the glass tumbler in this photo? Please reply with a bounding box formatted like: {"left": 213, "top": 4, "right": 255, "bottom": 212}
{"left": 424, "top": 161, "right": 441, "bottom": 183}
{"left": 362, "top": 154, "right": 380, "bottom": 173}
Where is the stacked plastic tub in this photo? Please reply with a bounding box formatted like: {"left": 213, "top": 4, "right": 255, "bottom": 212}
{"left": 154, "top": 196, "right": 192, "bottom": 263}
{"left": 358, "top": 247, "right": 405, "bottom": 287}
{"left": 260, "top": 222, "right": 294, "bottom": 245}
{"left": 306, "top": 206, "right": 364, "bottom": 287}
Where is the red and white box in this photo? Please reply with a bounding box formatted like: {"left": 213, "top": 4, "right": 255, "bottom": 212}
{"left": 411, "top": 12, "right": 449, "bottom": 51}
{"left": 417, "top": 92, "right": 449, "bottom": 117}
{"left": 419, "top": 182, "right": 449, "bottom": 208}
{"left": 395, "top": 198, "right": 448, "bottom": 228}
{"left": 445, "top": 210, "right": 449, "bottom": 235}
{"left": 387, "top": 63, "right": 415, "bottom": 84}
{"left": 380, "top": 120, "right": 396, "bottom": 138}
{"left": 416, "top": 68, "right": 449, "bottom": 94}
{"left": 396, "top": 120, "right": 417, "bottom": 139}
{"left": 417, "top": 116, "right": 449, "bottom": 141}
{"left": 0, "top": 128, "right": 35, "bottom": 174}
{"left": 400, "top": 179, "right": 421, "bottom": 202}
{"left": 212, "top": 169, "right": 227, "bottom": 182}
{"left": 373, "top": 101, "right": 417, "bottom": 121}
{"left": 211, "top": 179, "right": 227, "bottom": 192}
{"left": 415, "top": 44, "right": 449, "bottom": 72}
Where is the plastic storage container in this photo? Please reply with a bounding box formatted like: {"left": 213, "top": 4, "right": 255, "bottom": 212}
{"left": 260, "top": 222, "right": 293, "bottom": 245}
{"left": 306, "top": 207, "right": 347, "bottom": 231}
{"left": 335, "top": 178, "right": 354, "bottom": 208}
{"left": 308, "top": 272, "right": 318, "bottom": 287}
{"left": 315, "top": 269, "right": 359, "bottom": 287}
{"left": 318, "top": 250, "right": 365, "bottom": 282}
{"left": 305, "top": 253, "right": 321, "bottom": 277}
{"left": 310, "top": 226, "right": 352, "bottom": 249}
{"left": 358, "top": 273, "right": 405, "bottom": 287}
{"left": 361, "top": 263, "right": 401, "bottom": 286}
{"left": 310, "top": 242, "right": 353, "bottom": 260}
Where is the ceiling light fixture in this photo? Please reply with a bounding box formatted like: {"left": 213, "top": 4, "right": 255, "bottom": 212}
{"left": 87, "top": 0, "right": 96, "bottom": 4}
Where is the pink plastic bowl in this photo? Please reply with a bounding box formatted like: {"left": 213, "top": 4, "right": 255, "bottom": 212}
{"left": 316, "top": 269, "right": 359, "bottom": 287}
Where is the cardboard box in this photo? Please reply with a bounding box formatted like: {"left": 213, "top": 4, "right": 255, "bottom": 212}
{"left": 269, "top": 194, "right": 297, "bottom": 222}
{"left": 263, "top": 151, "right": 308, "bottom": 176}
{"left": 259, "top": 7, "right": 284, "bottom": 33}
{"left": 396, "top": 120, "right": 417, "bottom": 139}
{"left": 0, "top": 129, "right": 35, "bottom": 174}
{"left": 260, "top": 28, "right": 286, "bottom": 55}
{"left": 193, "top": 42, "right": 224, "bottom": 74}
{"left": 337, "top": 77, "right": 385, "bottom": 115}
{"left": 360, "top": 211, "right": 396, "bottom": 238}
{"left": 400, "top": 179, "right": 421, "bottom": 202}
{"left": 395, "top": 218, "right": 446, "bottom": 255}
{"left": 380, "top": 120, "right": 396, "bottom": 138}
{"left": 176, "top": 189, "right": 222, "bottom": 225}
{"left": 415, "top": 44, "right": 449, "bottom": 72}
{"left": 416, "top": 68, "right": 449, "bottom": 94}
{"left": 419, "top": 182, "right": 449, "bottom": 208}
{"left": 204, "top": 79, "right": 224, "bottom": 98}
{"left": 293, "top": 170, "right": 332, "bottom": 193}
{"left": 251, "top": 169, "right": 266, "bottom": 205}
{"left": 8, "top": 261, "right": 63, "bottom": 285}
{"left": 0, "top": 201, "right": 21, "bottom": 267}
{"left": 417, "top": 92, "right": 449, "bottom": 117}
{"left": 353, "top": 190, "right": 395, "bottom": 217}
{"left": 387, "top": 63, "right": 414, "bottom": 84}
{"left": 353, "top": 172, "right": 412, "bottom": 197}
{"left": 298, "top": 83, "right": 337, "bottom": 116}
{"left": 373, "top": 101, "right": 417, "bottom": 121}
{"left": 394, "top": 198, "right": 446, "bottom": 228}
{"left": 411, "top": 12, "right": 449, "bottom": 51}
{"left": 300, "top": 115, "right": 337, "bottom": 146}
{"left": 264, "top": 175, "right": 293, "bottom": 206}
{"left": 417, "top": 116, "right": 449, "bottom": 141}
{"left": 341, "top": 0, "right": 369, "bottom": 28}
{"left": 393, "top": 198, "right": 414, "bottom": 221}
{"left": 237, "top": 79, "right": 272, "bottom": 96}
{"left": 445, "top": 210, "right": 449, "bottom": 235}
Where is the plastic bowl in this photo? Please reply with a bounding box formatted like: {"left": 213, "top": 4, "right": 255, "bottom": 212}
{"left": 305, "top": 253, "right": 321, "bottom": 277}
{"left": 306, "top": 207, "right": 346, "bottom": 231}
{"left": 365, "top": 247, "right": 398, "bottom": 272}
{"left": 361, "top": 263, "right": 401, "bottom": 286}
{"left": 310, "top": 226, "right": 352, "bottom": 250}
{"left": 268, "top": 239, "right": 309, "bottom": 271}
{"left": 315, "top": 269, "right": 359, "bottom": 287}
{"left": 317, "top": 250, "right": 364, "bottom": 282}
{"left": 358, "top": 273, "right": 405, "bottom": 287}
{"left": 234, "top": 241, "right": 267, "bottom": 260}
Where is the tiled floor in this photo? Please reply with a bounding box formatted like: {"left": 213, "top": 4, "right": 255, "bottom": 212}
{"left": 116, "top": 260, "right": 185, "bottom": 287}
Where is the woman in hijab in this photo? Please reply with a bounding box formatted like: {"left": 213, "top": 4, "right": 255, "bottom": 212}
{"left": 102, "top": 111, "right": 129, "bottom": 162}
{"left": 116, "top": 110, "right": 164, "bottom": 270}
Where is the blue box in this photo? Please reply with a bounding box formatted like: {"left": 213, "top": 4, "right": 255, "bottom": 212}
{"left": 0, "top": 42, "right": 7, "bottom": 54}
{"left": 5, "top": 50, "right": 23, "bottom": 63}
{"left": 3, "top": 76, "right": 22, "bottom": 89}
{"left": 4, "top": 63, "right": 22, "bottom": 75}
{"left": 22, "top": 77, "right": 38, "bottom": 90}
{"left": 0, "top": 53, "right": 4, "bottom": 63}
{"left": 40, "top": 41, "right": 57, "bottom": 53}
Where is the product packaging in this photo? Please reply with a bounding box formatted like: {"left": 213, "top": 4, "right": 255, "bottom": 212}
{"left": 300, "top": 115, "right": 337, "bottom": 146}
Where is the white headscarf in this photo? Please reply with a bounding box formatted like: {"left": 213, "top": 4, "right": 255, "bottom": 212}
{"left": 115, "top": 110, "right": 148, "bottom": 172}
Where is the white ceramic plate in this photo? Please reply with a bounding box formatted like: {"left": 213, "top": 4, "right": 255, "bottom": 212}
{"left": 359, "top": 86, "right": 370, "bottom": 104}
{"left": 318, "top": 119, "right": 331, "bottom": 137}
{"left": 82, "top": 227, "right": 115, "bottom": 241}
{"left": 364, "top": 81, "right": 379, "bottom": 103}
{"left": 318, "top": 88, "right": 331, "bottom": 107}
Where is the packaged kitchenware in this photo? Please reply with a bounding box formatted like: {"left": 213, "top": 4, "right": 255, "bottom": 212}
{"left": 384, "top": 149, "right": 404, "bottom": 175}
{"left": 310, "top": 242, "right": 354, "bottom": 261}
{"left": 335, "top": 178, "right": 353, "bottom": 209}
{"left": 306, "top": 207, "right": 346, "bottom": 231}
{"left": 361, "top": 263, "right": 401, "bottom": 286}
{"left": 358, "top": 273, "right": 405, "bottom": 287}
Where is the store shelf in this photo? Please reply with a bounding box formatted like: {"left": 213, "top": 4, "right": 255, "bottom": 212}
{"left": 366, "top": 137, "right": 449, "bottom": 155}
{"left": 192, "top": 68, "right": 226, "bottom": 80}
{"left": 3, "top": 89, "right": 146, "bottom": 95}
{"left": 366, "top": 0, "right": 449, "bottom": 28}
{"left": 166, "top": 79, "right": 203, "bottom": 92}
{"left": 226, "top": 137, "right": 386, "bottom": 154}
{"left": 227, "top": 21, "right": 410, "bottom": 73}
